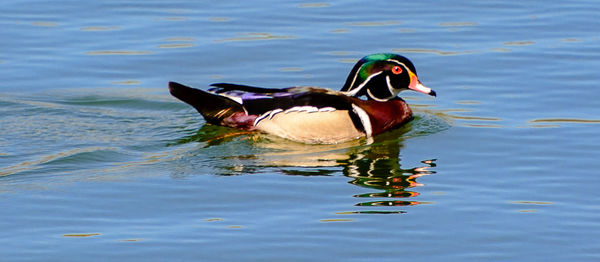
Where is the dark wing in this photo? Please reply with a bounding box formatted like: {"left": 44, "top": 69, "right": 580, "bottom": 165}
{"left": 210, "top": 83, "right": 289, "bottom": 94}
{"left": 242, "top": 90, "right": 355, "bottom": 115}
{"left": 208, "top": 83, "right": 352, "bottom": 115}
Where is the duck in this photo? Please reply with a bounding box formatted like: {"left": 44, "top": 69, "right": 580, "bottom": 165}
{"left": 169, "top": 53, "right": 436, "bottom": 144}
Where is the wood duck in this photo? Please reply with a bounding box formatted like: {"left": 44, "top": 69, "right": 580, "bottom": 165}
{"left": 169, "top": 53, "right": 436, "bottom": 144}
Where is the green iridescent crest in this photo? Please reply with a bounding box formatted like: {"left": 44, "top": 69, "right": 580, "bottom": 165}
{"left": 357, "top": 53, "right": 398, "bottom": 79}
{"left": 362, "top": 53, "right": 397, "bottom": 61}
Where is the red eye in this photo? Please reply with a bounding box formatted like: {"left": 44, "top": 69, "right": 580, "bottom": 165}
{"left": 391, "top": 66, "right": 403, "bottom": 74}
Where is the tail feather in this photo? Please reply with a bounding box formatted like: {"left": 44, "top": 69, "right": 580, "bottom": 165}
{"left": 169, "top": 82, "right": 245, "bottom": 124}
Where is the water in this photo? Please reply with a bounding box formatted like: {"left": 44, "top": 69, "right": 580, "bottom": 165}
{"left": 1, "top": 0, "right": 600, "bottom": 261}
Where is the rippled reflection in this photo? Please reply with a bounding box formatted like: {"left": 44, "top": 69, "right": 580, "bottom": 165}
{"left": 175, "top": 116, "right": 445, "bottom": 213}
{"left": 342, "top": 144, "right": 436, "bottom": 208}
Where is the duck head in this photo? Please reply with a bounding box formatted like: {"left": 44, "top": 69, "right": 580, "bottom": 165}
{"left": 341, "top": 53, "right": 436, "bottom": 101}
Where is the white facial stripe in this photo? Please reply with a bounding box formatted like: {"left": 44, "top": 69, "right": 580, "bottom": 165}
{"left": 385, "top": 75, "right": 399, "bottom": 96}
{"left": 366, "top": 88, "right": 393, "bottom": 102}
{"left": 386, "top": 59, "right": 415, "bottom": 76}
{"left": 351, "top": 104, "right": 372, "bottom": 137}
{"left": 346, "top": 62, "right": 368, "bottom": 93}
{"left": 364, "top": 75, "right": 396, "bottom": 101}
{"left": 344, "top": 71, "right": 382, "bottom": 96}
{"left": 386, "top": 59, "right": 407, "bottom": 69}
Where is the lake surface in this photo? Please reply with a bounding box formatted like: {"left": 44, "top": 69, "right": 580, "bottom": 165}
{"left": 1, "top": 0, "right": 600, "bottom": 261}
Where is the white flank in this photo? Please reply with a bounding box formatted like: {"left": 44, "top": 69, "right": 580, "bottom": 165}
{"left": 254, "top": 106, "right": 336, "bottom": 126}
{"left": 351, "top": 104, "right": 372, "bottom": 137}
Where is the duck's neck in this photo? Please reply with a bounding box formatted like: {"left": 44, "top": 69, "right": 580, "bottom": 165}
{"left": 355, "top": 98, "right": 413, "bottom": 136}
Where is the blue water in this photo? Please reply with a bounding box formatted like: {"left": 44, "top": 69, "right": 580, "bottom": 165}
{"left": 2, "top": 1, "right": 600, "bottom": 261}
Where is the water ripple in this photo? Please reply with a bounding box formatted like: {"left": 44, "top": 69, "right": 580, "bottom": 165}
{"left": 392, "top": 48, "right": 478, "bottom": 56}
{"left": 215, "top": 33, "right": 296, "bottom": 42}
{"left": 85, "top": 50, "right": 154, "bottom": 55}
{"left": 0, "top": 146, "right": 123, "bottom": 177}
{"left": 529, "top": 118, "right": 600, "bottom": 124}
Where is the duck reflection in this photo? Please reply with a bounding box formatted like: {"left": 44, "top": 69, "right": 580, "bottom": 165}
{"left": 175, "top": 122, "right": 438, "bottom": 211}
{"left": 268, "top": 132, "right": 436, "bottom": 211}
{"left": 336, "top": 131, "right": 436, "bottom": 208}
